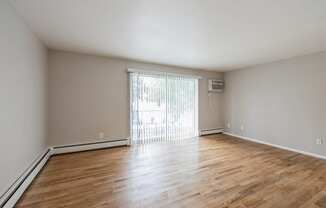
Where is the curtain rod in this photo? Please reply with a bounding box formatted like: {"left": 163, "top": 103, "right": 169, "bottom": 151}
{"left": 127, "top": 68, "right": 203, "bottom": 79}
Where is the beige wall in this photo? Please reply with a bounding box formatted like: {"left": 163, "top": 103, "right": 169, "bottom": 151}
{"left": 224, "top": 52, "right": 326, "bottom": 157}
{"left": 0, "top": 0, "right": 48, "bottom": 197}
{"left": 48, "top": 50, "right": 224, "bottom": 146}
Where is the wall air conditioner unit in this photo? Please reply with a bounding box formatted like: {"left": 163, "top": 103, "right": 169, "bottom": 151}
{"left": 208, "top": 79, "right": 224, "bottom": 93}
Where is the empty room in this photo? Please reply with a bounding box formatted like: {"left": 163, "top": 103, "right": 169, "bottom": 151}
{"left": 1, "top": 0, "right": 326, "bottom": 207}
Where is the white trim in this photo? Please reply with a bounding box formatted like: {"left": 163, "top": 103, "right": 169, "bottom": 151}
{"left": 127, "top": 68, "right": 203, "bottom": 79}
{"left": 51, "top": 139, "right": 128, "bottom": 155}
{"left": 129, "top": 72, "right": 133, "bottom": 145}
{"left": 1, "top": 148, "right": 51, "bottom": 208}
{"left": 194, "top": 80, "right": 199, "bottom": 136}
{"left": 223, "top": 132, "right": 326, "bottom": 160}
{"left": 200, "top": 128, "right": 224, "bottom": 136}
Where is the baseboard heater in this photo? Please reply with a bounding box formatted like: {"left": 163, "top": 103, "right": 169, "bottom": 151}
{"left": 199, "top": 128, "right": 224, "bottom": 136}
{"left": 51, "top": 139, "right": 129, "bottom": 155}
{"left": 0, "top": 149, "right": 51, "bottom": 208}
{"left": 1, "top": 138, "right": 129, "bottom": 208}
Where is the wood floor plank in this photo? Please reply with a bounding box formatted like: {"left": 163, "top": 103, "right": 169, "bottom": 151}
{"left": 16, "top": 134, "right": 326, "bottom": 208}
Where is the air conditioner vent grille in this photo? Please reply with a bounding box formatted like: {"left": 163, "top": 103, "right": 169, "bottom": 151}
{"left": 208, "top": 79, "right": 224, "bottom": 93}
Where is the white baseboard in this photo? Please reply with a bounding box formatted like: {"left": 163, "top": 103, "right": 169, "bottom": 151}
{"left": 200, "top": 128, "right": 224, "bottom": 136}
{"left": 223, "top": 132, "right": 326, "bottom": 160}
{"left": 1, "top": 138, "right": 129, "bottom": 208}
{"left": 51, "top": 139, "right": 129, "bottom": 155}
{"left": 0, "top": 148, "right": 51, "bottom": 208}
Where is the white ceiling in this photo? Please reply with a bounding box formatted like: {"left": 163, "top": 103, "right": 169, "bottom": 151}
{"left": 10, "top": 0, "right": 326, "bottom": 71}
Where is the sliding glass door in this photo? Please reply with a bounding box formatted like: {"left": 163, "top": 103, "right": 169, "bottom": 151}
{"left": 130, "top": 71, "right": 198, "bottom": 144}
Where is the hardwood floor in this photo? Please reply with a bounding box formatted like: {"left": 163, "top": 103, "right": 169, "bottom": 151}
{"left": 16, "top": 134, "right": 326, "bottom": 208}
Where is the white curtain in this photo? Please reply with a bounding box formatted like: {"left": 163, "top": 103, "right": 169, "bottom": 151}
{"left": 130, "top": 72, "right": 198, "bottom": 144}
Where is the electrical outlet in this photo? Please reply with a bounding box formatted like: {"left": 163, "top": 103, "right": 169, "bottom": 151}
{"left": 227, "top": 122, "right": 231, "bottom": 128}
{"left": 316, "top": 138, "right": 323, "bottom": 145}
{"left": 99, "top": 132, "right": 105, "bottom": 139}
